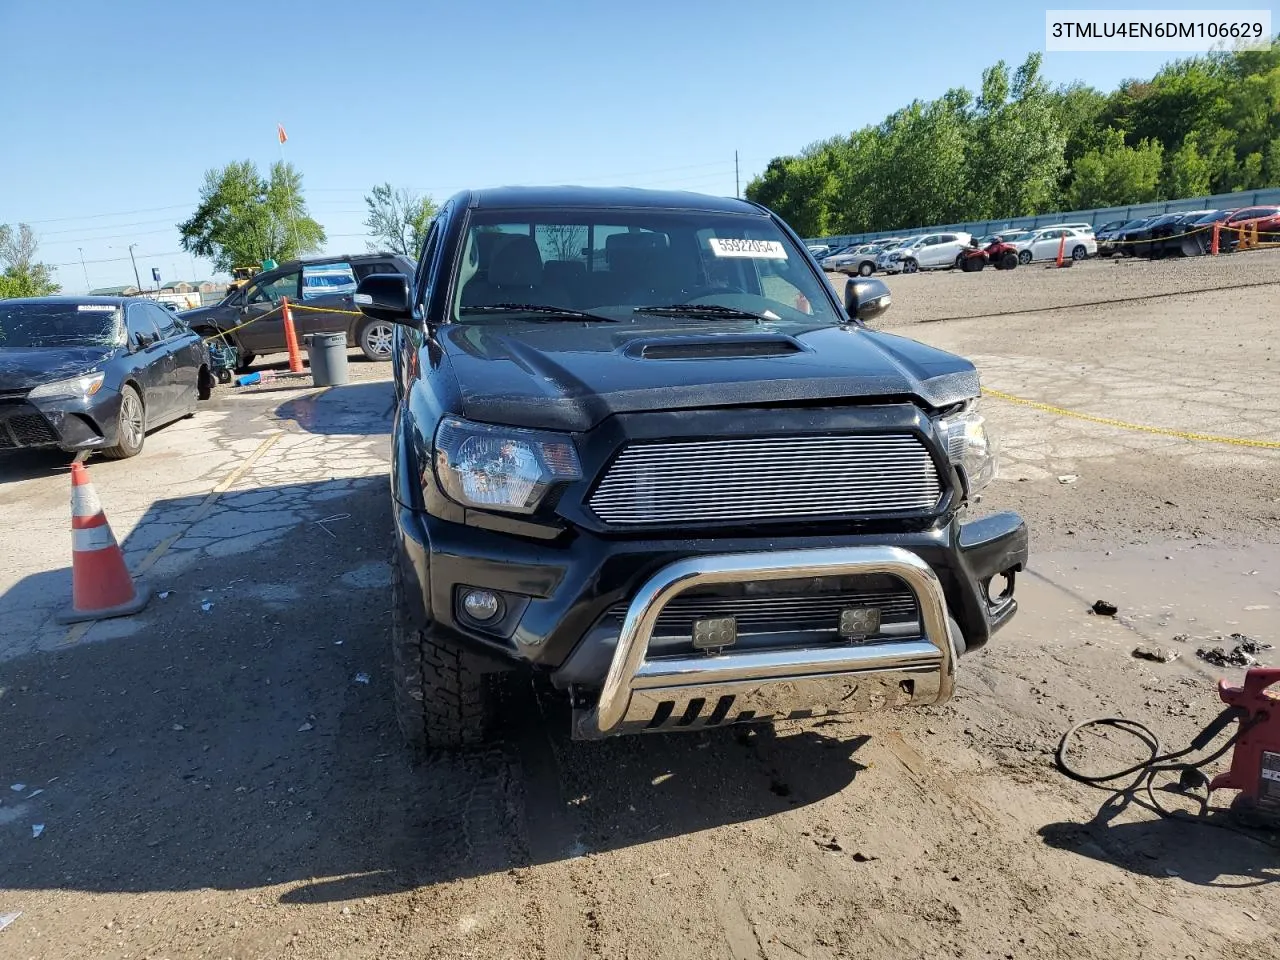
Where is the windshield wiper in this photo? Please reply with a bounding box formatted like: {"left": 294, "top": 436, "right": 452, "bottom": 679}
{"left": 460, "top": 303, "right": 618, "bottom": 322}
{"left": 632, "top": 303, "right": 779, "bottom": 321}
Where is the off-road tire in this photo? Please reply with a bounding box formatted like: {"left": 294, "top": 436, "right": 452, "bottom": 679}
{"left": 390, "top": 548, "right": 491, "bottom": 751}
{"left": 999, "top": 252, "right": 1019, "bottom": 270}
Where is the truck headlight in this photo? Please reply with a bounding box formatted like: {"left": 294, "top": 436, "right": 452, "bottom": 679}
{"left": 434, "top": 416, "right": 582, "bottom": 514}
{"left": 28, "top": 371, "right": 106, "bottom": 401}
{"left": 939, "top": 401, "right": 998, "bottom": 495}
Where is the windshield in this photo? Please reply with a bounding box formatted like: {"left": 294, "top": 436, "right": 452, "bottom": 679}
{"left": 0, "top": 302, "right": 124, "bottom": 349}
{"left": 452, "top": 209, "right": 841, "bottom": 325}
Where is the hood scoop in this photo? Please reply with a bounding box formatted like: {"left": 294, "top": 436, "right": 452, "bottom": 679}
{"left": 629, "top": 334, "right": 805, "bottom": 361}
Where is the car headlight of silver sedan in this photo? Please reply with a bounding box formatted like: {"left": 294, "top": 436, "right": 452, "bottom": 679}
{"left": 434, "top": 416, "right": 582, "bottom": 513}
{"left": 28, "top": 371, "right": 106, "bottom": 402}
{"left": 938, "top": 400, "right": 998, "bottom": 495}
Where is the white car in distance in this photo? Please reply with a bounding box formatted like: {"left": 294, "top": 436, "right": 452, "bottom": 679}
{"left": 880, "top": 232, "right": 974, "bottom": 273}
{"left": 1014, "top": 227, "right": 1097, "bottom": 264}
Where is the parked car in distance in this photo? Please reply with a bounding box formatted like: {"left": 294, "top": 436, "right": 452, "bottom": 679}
{"left": 1222, "top": 205, "right": 1280, "bottom": 248}
{"left": 1014, "top": 227, "right": 1096, "bottom": 263}
{"left": 1040, "top": 222, "right": 1095, "bottom": 235}
{"left": 354, "top": 184, "right": 1026, "bottom": 750}
{"left": 881, "top": 232, "right": 974, "bottom": 273}
{"left": 824, "top": 243, "right": 883, "bottom": 276}
{"left": 1100, "top": 217, "right": 1157, "bottom": 256}
{"left": 807, "top": 244, "right": 832, "bottom": 259}
{"left": 0, "top": 297, "right": 212, "bottom": 459}
{"left": 1144, "top": 210, "right": 1215, "bottom": 257}
{"left": 179, "top": 252, "right": 415, "bottom": 369}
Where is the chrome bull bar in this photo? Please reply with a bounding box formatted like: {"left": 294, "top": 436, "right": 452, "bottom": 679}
{"left": 574, "top": 546, "right": 955, "bottom": 739}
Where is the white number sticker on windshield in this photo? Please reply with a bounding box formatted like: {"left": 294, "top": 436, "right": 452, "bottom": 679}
{"left": 708, "top": 237, "right": 788, "bottom": 259}
{"left": 77, "top": 304, "right": 117, "bottom": 311}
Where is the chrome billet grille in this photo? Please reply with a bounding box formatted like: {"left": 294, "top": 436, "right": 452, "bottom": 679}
{"left": 606, "top": 588, "right": 918, "bottom": 639}
{"left": 589, "top": 434, "right": 942, "bottom": 525}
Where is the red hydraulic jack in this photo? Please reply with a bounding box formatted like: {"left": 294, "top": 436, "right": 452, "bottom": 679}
{"left": 1211, "top": 667, "right": 1280, "bottom": 827}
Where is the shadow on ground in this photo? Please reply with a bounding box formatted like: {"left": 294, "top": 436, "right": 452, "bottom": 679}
{"left": 1, "top": 469, "right": 866, "bottom": 903}
{"left": 274, "top": 381, "right": 395, "bottom": 435}
{"left": 1040, "top": 791, "right": 1279, "bottom": 888}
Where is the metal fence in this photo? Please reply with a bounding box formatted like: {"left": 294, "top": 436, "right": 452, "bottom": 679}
{"left": 803, "top": 188, "right": 1280, "bottom": 248}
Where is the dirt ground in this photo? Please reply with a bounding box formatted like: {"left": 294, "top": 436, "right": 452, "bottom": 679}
{"left": 1, "top": 252, "right": 1278, "bottom": 959}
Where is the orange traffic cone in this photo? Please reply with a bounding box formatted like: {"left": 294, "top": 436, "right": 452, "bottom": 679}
{"left": 57, "top": 461, "right": 151, "bottom": 624}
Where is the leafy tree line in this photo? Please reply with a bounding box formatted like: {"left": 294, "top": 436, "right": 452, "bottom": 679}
{"left": 746, "top": 43, "right": 1280, "bottom": 237}
{"left": 178, "top": 163, "right": 437, "bottom": 272}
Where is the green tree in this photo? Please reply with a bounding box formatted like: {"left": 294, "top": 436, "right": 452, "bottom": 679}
{"left": 363, "top": 183, "right": 438, "bottom": 257}
{"left": 178, "top": 160, "right": 325, "bottom": 273}
{"left": 1164, "top": 133, "right": 1212, "bottom": 197}
{"left": 0, "top": 223, "right": 59, "bottom": 298}
{"left": 1068, "top": 130, "right": 1164, "bottom": 208}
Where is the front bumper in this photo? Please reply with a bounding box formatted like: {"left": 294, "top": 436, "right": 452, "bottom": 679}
{"left": 394, "top": 503, "right": 1028, "bottom": 733}
{"left": 0, "top": 391, "right": 121, "bottom": 452}
{"left": 576, "top": 545, "right": 954, "bottom": 738}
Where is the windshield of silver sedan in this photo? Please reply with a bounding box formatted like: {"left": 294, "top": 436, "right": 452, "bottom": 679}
{"left": 452, "top": 209, "right": 841, "bottom": 326}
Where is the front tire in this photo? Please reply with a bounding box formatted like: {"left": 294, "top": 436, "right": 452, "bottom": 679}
{"left": 857, "top": 261, "right": 874, "bottom": 277}
{"left": 358, "top": 320, "right": 395, "bottom": 362}
{"left": 1018, "top": 250, "right": 1032, "bottom": 264}
{"left": 390, "top": 547, "right": 494, "bottom": 751}
{"left": 1072, "top": 244, "right": 1088, "bottom": 261}
{"left": 102, "top": 384, "right": 145, "bottom": 460}
{"left": 999, "top": 252, "right": 1019, "bottom": 270}
{"left": 901, "top": 258, "right": 919, "bottom": 274}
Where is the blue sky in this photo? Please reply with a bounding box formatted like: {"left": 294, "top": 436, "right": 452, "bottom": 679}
{"left": 0, "top": 0, "right": 1266, "bottom": 291}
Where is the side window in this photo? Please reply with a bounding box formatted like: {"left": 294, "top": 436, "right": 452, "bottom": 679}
{"left": 301, "top": 262, "right": 357, "bottom": 300}
{"left": 353, "top": 260, "right": 401, "bottom": 280}
{"left": 938, "top": 234, "right": 957, "bottom": 244}
{"left": 126, "top": 302, "right": 162, "bottom": 345}
{"left": 248, "top": 271, "right": 300, "bottom": 304}
{"left": 147, "top": 302, "right": 179, "bottom": 337}
{"left": 416, "top": 218, "right": 443, "bottom": 312}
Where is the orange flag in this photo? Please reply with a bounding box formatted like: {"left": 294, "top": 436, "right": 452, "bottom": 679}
{"left": 277, "top": 123, "right": 288, "bottom": 145}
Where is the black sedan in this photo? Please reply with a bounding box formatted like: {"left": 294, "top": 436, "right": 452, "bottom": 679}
{"left": 0, "top": 296, "right": 212, "bottom": 459}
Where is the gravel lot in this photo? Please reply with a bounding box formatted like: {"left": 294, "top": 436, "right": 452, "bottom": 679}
{"left": 1, "top": 253, "right": 1278, "bottom": 959}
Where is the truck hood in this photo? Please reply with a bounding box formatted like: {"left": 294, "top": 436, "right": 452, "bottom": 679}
{"left": 0, "top": 347, "right": 114, "bottom": 392}
{"left": 439, "top": 320, "right": 978, "bottom": 432}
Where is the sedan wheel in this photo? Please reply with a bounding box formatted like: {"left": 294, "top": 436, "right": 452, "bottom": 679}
{"left": 1018, "top": 250, "right": 1033, "bottom": 264}
{"left": 901, "top": 258, "right": 918, "bottom": 274}
{"left": 103, "top": 384, "right": 145, "bottom": 460}
{"left": 857, "top": 262, "right": 874, "bottom": 277}
{"left": 1072, "top": 245, "right": 1088, "bottom": 261}
{"left": 359, "top": 321, "right": 395, "bottom": 361}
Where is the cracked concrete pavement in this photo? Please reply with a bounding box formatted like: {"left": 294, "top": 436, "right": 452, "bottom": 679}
{"left": 2, "top": 253, "right": 1279, "bottom": 960}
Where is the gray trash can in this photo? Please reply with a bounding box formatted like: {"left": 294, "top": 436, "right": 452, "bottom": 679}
{"left": 304, "top": 332, "right": 350, "bottom": 386}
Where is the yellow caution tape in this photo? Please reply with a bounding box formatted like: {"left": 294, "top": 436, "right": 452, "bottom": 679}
{"left": 286, "top": 302, "right": 364, "bottom": 317}
{"left": 982, "top": 387, "right": 1280, "bottom": 450}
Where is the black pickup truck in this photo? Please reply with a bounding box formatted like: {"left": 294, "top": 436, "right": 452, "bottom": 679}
{"left": 355, "top": 186, "right": 1028, "bottom": 750}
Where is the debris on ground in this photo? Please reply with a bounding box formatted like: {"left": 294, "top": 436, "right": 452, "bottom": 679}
{"left": 0, "top": 911, "right": 21, "bottom": 932}
{"left": 1196, "top": 634, "right": 1272, "bottom": 668}
{"left": 158, "top": 591, "right": 171, "bottom": 599}
{"left": 816, "top": 837, "right": 843, "bottom": 852}
{"left": 31, "top": 824, "right": 43, "bottom": 839}
{"left": 1091, "top": 600, "right": 1118, "bottom": 617}
{"left": 1133, "top": 645, "right": 1179, "bottom": 663}
{"left": 353, "top": 672, "right": 370, "bottom": 685}
{"left": 1057, "top": 475, "right": 1079, "bottom": 484}
{"left": 298, "top": 722, "right": 314, "bottom": 732}
{"left": 9, "top": 784, "right": 25, "bottom": 793}
{"left": 851, "top": 852, "right": 879, "bottom": 863}
{"left": 200, "top": 601, "right": 213, "bottom": 612}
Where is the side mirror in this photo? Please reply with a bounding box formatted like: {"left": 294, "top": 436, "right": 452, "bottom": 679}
{"left": 355, "top": 273, "right": 415, "bottom": 326}
{"left": 844, "top": 276, "right": 892, "bottom": 321}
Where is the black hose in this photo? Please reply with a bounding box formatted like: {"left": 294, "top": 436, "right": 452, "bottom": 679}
{"left": 1055, "top": 709, "right": 1280, "bottom": 846}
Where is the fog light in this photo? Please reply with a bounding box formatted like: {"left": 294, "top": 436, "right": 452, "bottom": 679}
{"left": 462, "top": 589, "right": 502, "bottom": 622}
{"left": 986, "top": 571, "right": 1015, "bottom": 605}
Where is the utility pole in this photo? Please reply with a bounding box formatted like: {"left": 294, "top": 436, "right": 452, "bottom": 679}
{"left": 127, "top": 243, "right": 142, "bottom": 292}
{"left": 77, "top": 247, "right": 90, "bottom": 291}
{"left": 735, "top": 150, "right": 740, "bottom": 199}
{"left": 277, "top": 124, "right": 303, "bottom": 256}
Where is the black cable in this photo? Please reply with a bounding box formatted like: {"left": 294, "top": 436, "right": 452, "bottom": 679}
{"left": 1056, "top": 709, "right": 1280, "bottom": 849}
